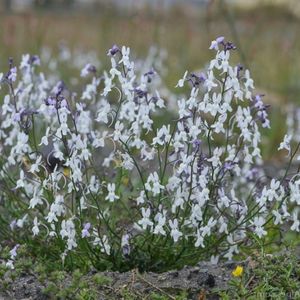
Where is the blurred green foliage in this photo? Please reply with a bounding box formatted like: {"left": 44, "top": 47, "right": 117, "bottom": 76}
{"left": 0, "top": 2, "right": 299, "bottom": 158}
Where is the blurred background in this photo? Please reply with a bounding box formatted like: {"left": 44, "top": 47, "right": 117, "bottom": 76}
{"left": 1, "top": 0, "right": 300, "bottom": 156}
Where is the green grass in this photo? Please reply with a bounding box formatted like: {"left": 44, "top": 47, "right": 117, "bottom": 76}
{"left": 220, "top": 253, "right": 300, "bottom": 299}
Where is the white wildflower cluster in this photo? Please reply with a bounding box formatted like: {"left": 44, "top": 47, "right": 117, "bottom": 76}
{"left": 5, "top": 244, "right": 20, "bottom": 269}
{"left": 0, "top": 38, "right": 299, "bottom": 269}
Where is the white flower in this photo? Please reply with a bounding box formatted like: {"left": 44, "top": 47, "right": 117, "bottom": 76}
{"left": 81, "top": 223, "right": 91, "bottom": 238}
{"left": 272, "top": 210, "right": 283, "bottom": 225}
{"left": 103, "top": 152, "right": 115, "bottom": 167}
{"left": 278, "top": 134, "right": 292, "bottom": 154}
{"left": 209, "top": 36, "right": 224, "bottom": 51}
{"left": 152, "top": 125, "right": 171, "bottom": 146}
{"left": 218, "top": 217, "right": 228, "bottom": 234}
{"left": 80, "top": 63, "right": 93, "bottom": 77}
{"left": 166, "top": 175, "right": 181, "bottom": 192}
{"left": 155, "top": 91, "right": 165, "bottom": 108}
{"left": 6, "top": 260, "right": 15, "bottom": 270}
{"left": 95, "top": 100, "right": 111, "bottom": 124}
{"left": 60, "top": 219, "right": 77, "bottom": 250}
{"left": 39, "top": 127, "right": 50, "bottom": 146}
{"left": 10, "top": 244, "right": 20, "bottom": 259}
{"left": 113, "top": 121, "right": 124, "bottom": 141}
{"left": 207, "top": 147, "right": 223, "bottom": 168}
{"left": 121, "top": 153, "right": 134, "bottom": 170}
{"left": 291, "top": 210, "right": 300, "bottom": 232}
{"left": 119, "top": 46, "right": 131, "bottom": 69}
{"left": 195, "top": 230, "right": 204, "bottom": 248}
{"left": 8, "top": 67, "right": 17, "bottom": 82}
{"left": 29, "top": 156, "right": 42, "bottom": 174}
{"left": 32, "top": 217, "right": 40, "bottom": 236}
{"left": 153, "top": 212, "right": 166, "bottom": 236}
{"left": 81, "top": 77, "right": 100, "bottom": 100}
{"left": 251, "top": 216, "right": 267, "bottom": 238}
{"left": 136, "top": 191, "right": 145, "bottom": 205}
{"left": 244, "top": 69, "right": 254, "bottom": 90}
{"left": 45, "top": 195, "right": 65, "bottom": 223}
{"left": 289, "top": 180, "right": 300, "bottom": 205}
{"left": 138, "top": 207, "right": 153, "bottom": 230}
{"left": 176, "top": 71, "right": 188, "bottom": 88}
{"left": 201, "top": 217, "right": 217, "bottom": 237}
{"left": 20, "top": 54, "right": 30, "bottom": 69}
{"left": 267, "top": 179, "right": 280, "bottom": 201}
{"left": 178, "top": 98, "right": 190, "bottom": 119}
{"left": 210, "top": 255, "right": 219, "bottom": 265}
{"left": 205, "top": 71, "right": 217, "bottom": 91}
{"left": 101, "top": 235, "right": 111, "bottom": 255}
{"left": 110, "top": 57, "right": 122, "bottom": 78}
{"left": 145, "top": 172, "right": 164, "bottom": 196}
{"left": 105, "top": 183, "right": 119, "bottom": 202}
{"left": 169, "top": 219, "right": 182, "bottom": 242}
{"left": 16, "top": 170, "right": 26, "bottom": 189}
{"left": 29, "top": 188, "right": 43, "bottom": 209}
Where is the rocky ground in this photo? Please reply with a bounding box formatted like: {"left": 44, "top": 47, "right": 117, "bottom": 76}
{"left": 0, "top": 260, "right": 246, "bottom": 299}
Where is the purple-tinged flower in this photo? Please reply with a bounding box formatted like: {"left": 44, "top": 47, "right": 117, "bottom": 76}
{"left": 13, "top": 112, "right": 22, "bottom": 122}
{"left": 224, "top": 42, "right": 236, "bottom": 51}
{"left": 219, "top": 161, "right": 237, "bottom": 177}
{"left": 134, "top": 88, "right": 147, "bottom": 99}
{"left": 45, "top": 96, "right": 57, "bottom": 106}
{"left": 199, "top": 72, "right": 206, "bottom": 82}
{"left": 258, "top": 110, "right": 270, "bottom": 128}
{"left": 209, "top": 36, "right": 225, "bottom": 50}
{"left": 81, "top": 223, "right": 91, "bottom": 238}
{"left": 190, "top": 72, "right": 206, "bottom": 86}
{"left": 193, "top": 139, "right": 202, "bottom": 150}
{"left": 60, "top": 98, "right": 68, "bottom": 108}
{"left": 144, "top": 69, "right": 156, "bottom": 83}
{"left": 107, "top": 44, "right": 120, "bottom": 56}
{"left": 80, "top": 63, "right": 97, "bottom": 77}
{"left": 251, "top": 94, "right": 270, "bottom": 128}
{"left": 10, "top": 220, "right": 17, "bottom": 231}
{"left": 246, "top": 167, "right": 259, "bottom": 182}
{"left": 8, "top": 67, "right": 17, "bottom": 82}
{"left": 53, "top": 81, "right": 65, "bottom": 97}
{"left": 10, "top": 244, "right": 20, "bottom": 258}
{"left": 13, "top": 108, "right": 38, "bottom": 123}
{"left": 216, "top": 36, "right": 225, "bottom": 43}
{"left": 144, "top": 69, "right": 155, "bottom": 77}
{"left": 122, "top": 244, "right": 130, "bottom": 258}
{"left": 197, "top": 152, "right": 206, "bottom": 174}
{"left": 253, "top": 94, "right": 265, "bottom": 109}
{"left": 209, "top": 37, "right": 236, "bottom": 52}
{"left": 30, "top": 55, "right": 40, "bottom": 66}
{"left": 223, "top": 161, "right": 236, "bottom": 171}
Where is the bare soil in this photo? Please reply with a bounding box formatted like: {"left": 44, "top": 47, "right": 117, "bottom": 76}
{"left": 0, "top": 260, "right": 246, "bottom": 299}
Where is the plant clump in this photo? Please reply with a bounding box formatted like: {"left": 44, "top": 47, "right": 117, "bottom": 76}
{"left": 0, "top": 37, "right": 299, "bottom": 273}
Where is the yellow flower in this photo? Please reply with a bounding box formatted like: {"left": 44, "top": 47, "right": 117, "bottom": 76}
{"left": 232, "top": 265, "right": 243, "bottom": 277}
{"left": 63, "top": 166, "right": 71, "bottom": 178}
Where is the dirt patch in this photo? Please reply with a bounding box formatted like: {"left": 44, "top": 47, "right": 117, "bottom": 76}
{"left": 0, "top": 260, "right": 247, "bottom": 299}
